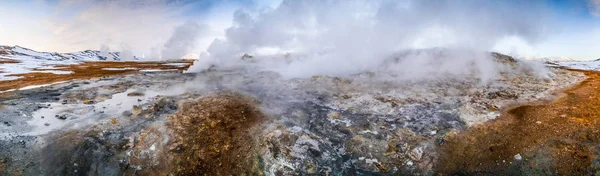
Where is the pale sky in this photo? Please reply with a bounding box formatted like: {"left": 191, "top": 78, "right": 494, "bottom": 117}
{"left": 0, "top": 0, "right": 599, "bottom": 60}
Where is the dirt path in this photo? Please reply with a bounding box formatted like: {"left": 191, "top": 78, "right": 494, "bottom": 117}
{"left": 436, "top": 70, "right": 600, "bottom": 175}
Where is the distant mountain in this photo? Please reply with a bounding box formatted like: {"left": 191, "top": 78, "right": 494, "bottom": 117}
{"left": 541, "top": 57, "right": 575, "bottom": 62}
{"left": 0, "top": 45, "right": 140, "bottom": 61}
{"left": 522, "top": 56, "right": 575, "bottom": 62}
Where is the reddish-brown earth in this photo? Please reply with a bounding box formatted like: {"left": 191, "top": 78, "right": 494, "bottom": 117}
{"left": 0, "top": 60, "right": 193, "bottom": 92}
{"left": 437, "top": 70, "right": 600, "bottom": 175}
{"left": 164, "top": 92, "right": 266, "bottom": 175}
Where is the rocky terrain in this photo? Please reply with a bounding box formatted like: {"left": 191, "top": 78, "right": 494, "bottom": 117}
{"left": 0, "top": 52, "right": 590, "bottom": 175}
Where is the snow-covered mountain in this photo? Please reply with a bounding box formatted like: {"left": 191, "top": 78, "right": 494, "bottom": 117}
{"left": 0, "top": 45, "right": 139, "bottom": 61}
{"left": 0, "top": 45, "right": 137, "bottom": 81}
{"left": 540, "top": 56, "right": 576, "bottom": 62}
{"left": 522, "top": 56, "right": 575, "bottom": 62}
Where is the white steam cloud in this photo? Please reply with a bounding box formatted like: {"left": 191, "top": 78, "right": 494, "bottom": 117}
{"left": 99, "top": 45, "right": 112, "bottom": 60}
{"left": 161, "top": 21, "right": 206, "bottom": 60}
{"left": 187, "top": 0, "right": 552, "bottom": 81}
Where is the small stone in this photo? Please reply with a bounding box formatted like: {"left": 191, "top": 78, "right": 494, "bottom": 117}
{"left": 82, "top": 99, "right": 94, "bottom": 104}
{"left": 305, "top": 163, "right": 317, "bottom": 174}
{"left": 122, "top": 111, "right": 133, "bottom": 117}
{"left": 327, "top": 112, "right": 341, "bottom": 119}
{"left": 127, "top": 91, "right": 145, "bottom": 97}
{"left": 133, "top": 105, "right": 142, "bottom": 115}
{"left": 340, "top": 94, "right": 352, "bottom": 99}
{"left": 41, "top": 116, "right": 44, "bottom": 119}
{"left": 514, "top": 153, "right": 522, "bottom": 160}
{"left": 57, "top": 115, "right": 67, "bottom": 120}
{"left": 409, "top": 147, "right": 423, "bottom": 161}
{"left": 560, "top": 114, "right": 567, "bottom": 118}
{"left": 535, "top": 121, "right": 542, "bottom": 124}
{"left": 44, "top": 123, "right": 50, "bottom": 126}
{"left": 110, "top": 118, "right": 117, "bottom": 124}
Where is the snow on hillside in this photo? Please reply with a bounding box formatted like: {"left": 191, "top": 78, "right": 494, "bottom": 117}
{"left": 0, "top": 45, "right": 139, "bottom": 61}
{"left": 558, "top": 60, "right": 600, "bottom": 71}
{"left": 0, "top": 45, "right": 139, "bottom": 80}
{"left": 519, "top": 56, "right": 599, "bottom": 70}
{"left": 540, "top": 56, "right": 576, "bottom": 62}
{"left": 522, "top": 56, "right": 575, "bottom": 62}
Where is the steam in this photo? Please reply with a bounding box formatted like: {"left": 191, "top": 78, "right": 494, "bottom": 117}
{"left": 161, "top": 21, "right": 206, "bottom": 60}
{"left": 188, "top": 0, "right": 553, "bottom": 81}
{"left": 518, "top": 60, "right": 554, "bottom": 79}
{"left": 119, "top": 44, "right": 134, "bottom": 61}
{"left": 99, "top": 45, "right": 113, "bottom": 60}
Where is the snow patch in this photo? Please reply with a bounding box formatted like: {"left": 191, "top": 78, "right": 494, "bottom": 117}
{"left": 101, "top": 68, "right": 139, "bottom": 71}
{"left": 139, "top": 69, "right": 179, "bottom": 72}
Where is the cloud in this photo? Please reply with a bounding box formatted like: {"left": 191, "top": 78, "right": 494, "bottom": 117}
{"left": 589, "top": 0, "right": 600, "bottom": 16}
{"left": 40, "top": 0, "right": 192, "bottom": 58}
{"left": 38, "top": 0, "right": 259, "bottom": 59}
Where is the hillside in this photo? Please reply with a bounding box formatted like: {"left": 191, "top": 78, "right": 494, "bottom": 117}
{"left": 0, "top": 46, "right": 144, "bottom": 81}
{"left": 0, "top": 45, "right": 139, "bottom": 61}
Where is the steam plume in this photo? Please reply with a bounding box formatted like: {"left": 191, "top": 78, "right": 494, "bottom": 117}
{"left": 188, "top": 0, "right": 552, "bottom": 81}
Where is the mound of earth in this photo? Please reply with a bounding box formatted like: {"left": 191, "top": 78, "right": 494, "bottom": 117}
{"left": 164, "top": 92, "right": 266, "bottom": 175}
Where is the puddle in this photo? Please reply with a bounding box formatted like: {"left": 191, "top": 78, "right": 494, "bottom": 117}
{"left": 25, "top": 88, "right": 184, "bottom": 136}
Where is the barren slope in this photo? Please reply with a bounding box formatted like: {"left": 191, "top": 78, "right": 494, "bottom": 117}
{"left": 437, "top": 69, "right": 600, "bottom": 175}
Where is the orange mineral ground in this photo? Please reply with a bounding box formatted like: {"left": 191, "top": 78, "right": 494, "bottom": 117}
{"left": 0, "top": 60, "right": 194, "bottom": 92}
{"left": 436, "top": 69, "right": 600, "bottom": 175}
